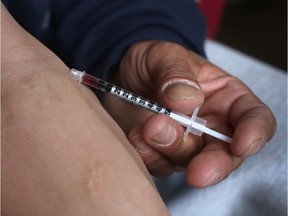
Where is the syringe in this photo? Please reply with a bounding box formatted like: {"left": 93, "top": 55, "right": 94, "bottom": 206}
{"left": 70, "top": 69, "right": 232, "bottom": 144}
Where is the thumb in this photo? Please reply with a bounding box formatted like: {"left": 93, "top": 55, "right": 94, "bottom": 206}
{"left": 161, "top": 79, "right": 204, "bottom": 114}
{"left": 145, "top": 41, "right": 205, "bottom": 114}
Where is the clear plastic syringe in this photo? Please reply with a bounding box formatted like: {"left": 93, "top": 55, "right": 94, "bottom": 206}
{"left": 70, "top": 69, "right": 232, "bottom": 144}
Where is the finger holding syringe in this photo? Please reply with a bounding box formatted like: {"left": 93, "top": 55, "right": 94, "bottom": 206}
{"left": 70, "top": 69, "right": 232, "bottom": 143}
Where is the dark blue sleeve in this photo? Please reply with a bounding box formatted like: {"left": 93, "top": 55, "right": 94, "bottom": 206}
{"left": 3, "top": 0, "right": 206, "bottom": 81}
{"left": 51, "top": 0, "right": 206, "bottom": 80}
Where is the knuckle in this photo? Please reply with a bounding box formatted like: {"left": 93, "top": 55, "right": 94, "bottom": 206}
{"left": 141, "top": 153, "right": 174, "bottom": 176}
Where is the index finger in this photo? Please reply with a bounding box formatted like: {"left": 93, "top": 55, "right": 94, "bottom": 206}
{"left": 229, "top": 92, "right": 277, "bottom": 156}
{"left": 198, "top": 71, "right": 276, "bottom": 157}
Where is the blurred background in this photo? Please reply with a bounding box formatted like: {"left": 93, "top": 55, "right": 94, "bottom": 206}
{"left": 199, "top": 0, "right": 287, "bottom": 71}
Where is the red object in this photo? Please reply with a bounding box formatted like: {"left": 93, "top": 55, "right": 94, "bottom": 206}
{"left": 198, "top": 0, "right": 227, "bottom": 38}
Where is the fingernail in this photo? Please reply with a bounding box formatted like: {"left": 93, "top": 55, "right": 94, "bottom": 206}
{"left": 204, "top": 171, "right": 222, "bottom": 187}
{"left": 131, "top": 134, "right": 153, "bottom": 154}
{"left": 151, "top": 123, "right": 177, "bottom": 146}
{"left": 244, "top": 138, "right": 265, "bottom": 156}
{"left": 163, "top": 80, "right": 200, "bottom": 101}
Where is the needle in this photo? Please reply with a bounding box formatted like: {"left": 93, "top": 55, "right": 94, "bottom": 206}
{"left": 70, "top": 68, "right": 232, "bottom": 143}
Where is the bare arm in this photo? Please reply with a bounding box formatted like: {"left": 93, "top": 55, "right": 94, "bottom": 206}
{"left": 2, "top": 5, "right": 168, "bottom": 215}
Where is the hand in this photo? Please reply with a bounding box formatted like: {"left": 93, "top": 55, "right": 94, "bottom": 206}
{"left": 2, "top": 6, "right": 168, "bottom": 215}
{"left": 103, "top": 41, "right": 276, "bottom": 187}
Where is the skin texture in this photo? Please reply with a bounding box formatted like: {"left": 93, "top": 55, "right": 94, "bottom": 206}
{"left": 102, "top": 41, "right": 277, "bottom": 187}
{"left": 2, "top": 5, "right": 169, "bottom": 216}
